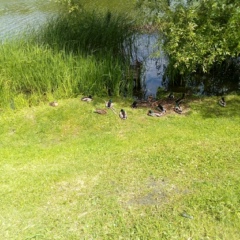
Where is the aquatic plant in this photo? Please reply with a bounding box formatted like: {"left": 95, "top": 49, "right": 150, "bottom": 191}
{"left": 0, "top": 10, "right": 136, "bottom": 109}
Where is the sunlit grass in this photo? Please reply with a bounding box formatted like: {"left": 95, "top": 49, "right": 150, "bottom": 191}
{"left": 0, "top": 9, "right": 135, "bottom": 110}
{"left": 0, "top": 95, "right": 239, "bottom": 239}
{"left": 0, "top": 1, "right": 239, "bottom": 238}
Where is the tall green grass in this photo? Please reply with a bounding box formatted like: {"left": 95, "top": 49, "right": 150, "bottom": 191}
{"left": 34, "top": 10, "right": 135, "bottom": 54}
{"left": 0, "top": 10, "right": 136, "bottom": 109}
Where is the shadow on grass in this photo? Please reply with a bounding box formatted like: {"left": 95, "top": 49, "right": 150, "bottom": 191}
{"left": 191, "top": 96, "right": 240, "bottom": 119}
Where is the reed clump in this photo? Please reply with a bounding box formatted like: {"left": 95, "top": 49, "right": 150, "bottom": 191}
{"left": 0, "top": 10, "right": 135, "bottom": 109}
{"left": 35, "top": 10, "right": 134, "bottom": 54}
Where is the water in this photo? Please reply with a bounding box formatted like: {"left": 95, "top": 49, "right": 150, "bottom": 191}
{"left": 133, "top": 33, "right": 240, "bottom": 97}
{"left": 131, "top": 33, "right": 168, "bottom": 98}
{"left": 0, "top": 0, "right": 57, "bottom": 40}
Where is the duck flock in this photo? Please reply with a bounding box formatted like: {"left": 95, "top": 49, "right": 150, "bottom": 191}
{"left": 49, "top": 93, "right": 227, "bottom": 120}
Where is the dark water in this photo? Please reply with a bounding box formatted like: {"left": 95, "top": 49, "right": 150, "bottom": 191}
{"left": 131, "top": 34, "right": 240, "bottom": 98}
{"left": 130, "top": 33, "right": 168, "bottom": 98}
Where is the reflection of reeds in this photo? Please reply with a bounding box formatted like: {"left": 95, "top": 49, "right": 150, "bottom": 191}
{"left": 0, "top": 10, "right": 135, "bottom": 109}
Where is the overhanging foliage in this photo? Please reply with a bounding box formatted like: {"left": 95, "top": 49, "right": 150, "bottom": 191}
{"left": 138, "top": 0, "right": 240, "bottom": 74}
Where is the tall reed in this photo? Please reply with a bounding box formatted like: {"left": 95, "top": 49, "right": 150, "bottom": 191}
{"left": 34, "top": 10, "right": 134, "bottom": 55}
{"left": 0, "top": 10, "right": 135, "bottom": 109}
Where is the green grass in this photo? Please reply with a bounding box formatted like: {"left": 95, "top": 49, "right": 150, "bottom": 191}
{"left": 0, "top": 40, "right": 133, "bottom": 109}
{"left": 0, "top": 94, "right": 239, "bottom": 239}
{"left": 0, "top": 9, "right": 136, "bottom": 109}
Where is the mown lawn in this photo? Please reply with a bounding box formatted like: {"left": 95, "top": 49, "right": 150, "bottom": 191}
{"left": 0, "top": 94, "right": 239, "bottom": 239}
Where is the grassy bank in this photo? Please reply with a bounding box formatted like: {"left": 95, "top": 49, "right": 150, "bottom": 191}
{"left": 0, "top": 94, "right": 239, "bottom": 239}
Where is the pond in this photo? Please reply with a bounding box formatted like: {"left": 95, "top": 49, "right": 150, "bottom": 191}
{"left": 0, "top": 0, "right": 57, "bottom": 40}
{"left": 1, "top": 1, "right": 239, "bottom": 97}
{"left": 128, "top": 33, "right": 240, "bottom": 98}
{"left": 130, "top": 33, "right": 168, "bottom": 98}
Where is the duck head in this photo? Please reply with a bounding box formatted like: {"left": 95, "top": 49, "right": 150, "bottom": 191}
{"left": 107, "top": 99, "right": 112, "bottom": 107}
{"left": 121, "top": 109, "right": 125, "bottom": 115}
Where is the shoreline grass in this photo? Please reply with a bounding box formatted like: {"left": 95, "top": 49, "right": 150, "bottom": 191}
{"left": 0, "top": 9, "right": 135, "bottom": 110}
{"left": 0, "top": 94, "right": 239, "bottom": 239}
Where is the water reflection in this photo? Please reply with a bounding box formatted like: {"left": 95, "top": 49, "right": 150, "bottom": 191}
{"left": 132, "top": 33, "right": 240, "bottom": 97}
{"left": 131, "top": 33, "right": 168, "bottom": 98}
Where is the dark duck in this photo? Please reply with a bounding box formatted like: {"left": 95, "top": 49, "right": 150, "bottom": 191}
{"left": 156, "top": 103, "right": 166, "bottom": 114}
{"left": 174, "top": 102, "right": 182, "bottom": 114}
{"left": 219, "top": 97, "right": 226, "bottom": 107}
{"left": 168, "top": 92, "right": 174, "bottom": 99}
{"left": 106, "top": 99, "right": 113, "bottom": 108}
{"left": 174, "top": 93, "right": 185, "bottom": 114}
{"left": 175, "top": 93, "right": 185, "bottom": 105}
{"left": 81, "top": 95, "right": 93, "bottom": 102}
{"left": 131, "top": 101, "right": 138, "bottom": 108}
{"left": 147, "top": 110, "right": 162, "bottom": 117}
{"left": 119, "top": 109, "right": 127, "bottom": 120}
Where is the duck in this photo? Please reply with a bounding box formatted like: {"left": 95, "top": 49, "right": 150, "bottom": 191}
{"left": 219, "top": 97, "right": 226, "bottom": 107}
{"left": 106, "top": 99, "right": 113, "bottom": 108}
{"left": 119, "top": 109, "right": 127, "bottom": 120}
{"left": 156, "top": 103, "right": 166, "bottom": 114}
{"left": 168, "top": 92, "right": 174, "bottom": 99}
{"left": 147, "top": 95, "right": 154, "bottom": 102}
{"left": 49, "top": 101, "right": 58, "bottom": 107}
{"left": 94, "top": 109, "right": 107, "bottom": 114}
{"left": 174, "top": 103, "right": 182, "bottom": 114}
{"left": 147, "top": 109, "right": 162, "bottom": 117}
{"left": 81, "top": 95, "right": 93, "bottom": 102}
{"left": 175, "top": 93, "right": 185, "bottom": 105}
{"left": 131, "top": 101, "right": 138, "bottom": 108}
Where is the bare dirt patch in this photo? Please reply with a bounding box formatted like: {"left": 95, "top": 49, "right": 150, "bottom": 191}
{"left": 120, "top": 177, "right": 190, "bottom": 207}
{"left": 134, "top": 98, "right": 191, "bottom": 116}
